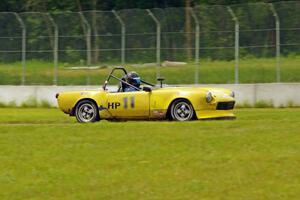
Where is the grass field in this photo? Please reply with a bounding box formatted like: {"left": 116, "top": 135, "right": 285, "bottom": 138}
{"left": 0, "top": 108, "right": 299, "bottom": 199}
{"left": 1, "top": 56, "right": 300, "bottom": 85}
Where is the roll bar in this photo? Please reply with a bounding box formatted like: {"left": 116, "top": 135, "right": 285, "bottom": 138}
{"left": 102, "top": 67, "right": 155, "bottom": 91}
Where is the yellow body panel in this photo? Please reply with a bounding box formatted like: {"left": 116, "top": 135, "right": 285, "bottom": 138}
{"left": 57, "top": 86, "right": 235, "bottom": 120}
{"left": 104, "top": 91, "right": 150, "bottom": 119}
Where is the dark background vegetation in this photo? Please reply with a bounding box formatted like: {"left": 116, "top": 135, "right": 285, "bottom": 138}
{"left": 0, "top": 0, "right": 286, "bottom": 12}
{"left": 0, "top": 0, "right": 298, "bottom": 65}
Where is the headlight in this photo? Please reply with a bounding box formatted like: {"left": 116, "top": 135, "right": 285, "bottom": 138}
{"left": 206, "top": 92, "right": 213, "bottom": 103}
{"left": 229, "top": 91, "right": 235, "bottom": 98}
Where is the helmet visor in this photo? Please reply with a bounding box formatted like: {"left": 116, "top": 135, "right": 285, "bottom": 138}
{"left": 132, "top": 77, "right": 141, "bottom": 85}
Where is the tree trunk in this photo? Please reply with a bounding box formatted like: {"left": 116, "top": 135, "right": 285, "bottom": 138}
{"left": 184, "top": 0, "right": 192, "bottom": 61}
{"left": 91, "top": 0, "right": 99, "bottom": 64}
{"left": 76, "top": 0, "right": 82, "bottom": 11}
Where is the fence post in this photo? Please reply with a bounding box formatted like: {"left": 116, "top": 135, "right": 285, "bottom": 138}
{"left": 189, "top": 8, "right": 200, "bottom": 84}
{"left": 112, "top": 10, "right": 126, "bottom": 65}
{"left": 269, "top": 3, "right": 281, "bottom": 83}
{"left": 46, "top": 13, "right": 59, "bottom": 85}
{"left": 227, "top": 7, "right": 239, "bottom": 84}
{"left": 79, "top": 12, "right": 92, "bottom": 85}
{"left": 13, "top": 13, "right": 26, "bottom": 85}
{"left": 146, "top": 9, "right": 161, "bottom": 79}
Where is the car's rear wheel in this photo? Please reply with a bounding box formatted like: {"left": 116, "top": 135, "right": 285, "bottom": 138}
{"left": 170, "top": 99, "right": 194, "bottom": 121}
{"left": 75, "top": 100, "right": 99, "bottom": 123}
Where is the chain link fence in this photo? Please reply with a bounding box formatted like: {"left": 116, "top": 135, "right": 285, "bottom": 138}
{"left": 0, "top": 1, "right": 299, "bottom": 85}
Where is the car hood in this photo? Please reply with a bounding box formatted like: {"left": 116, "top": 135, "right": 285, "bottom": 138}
{"left": 152, "top": 86, "right": 232, "bottom": 93}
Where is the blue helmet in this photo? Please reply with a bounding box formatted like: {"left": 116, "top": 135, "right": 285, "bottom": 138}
{"left": 126, "top": 71, "right": 141, "bottom": 88}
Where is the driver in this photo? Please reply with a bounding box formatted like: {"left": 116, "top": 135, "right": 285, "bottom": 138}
{"left": 123, "top": 71, "right": 141, "bottom": 92}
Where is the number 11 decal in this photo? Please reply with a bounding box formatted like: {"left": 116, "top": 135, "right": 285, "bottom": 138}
{"left": 123, "top": 96, "right": 135, "bottom": 109}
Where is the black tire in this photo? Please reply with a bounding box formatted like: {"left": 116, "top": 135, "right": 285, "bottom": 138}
{"left": 75, "top": 100, "right": 100, "bottom": 123}
{"left": 170, "top": 99, "right": 194, "bottom": 121}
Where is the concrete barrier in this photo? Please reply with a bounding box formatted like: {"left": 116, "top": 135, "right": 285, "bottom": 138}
{"left": 0, "top": 84, "right": 299, "bottom": 107}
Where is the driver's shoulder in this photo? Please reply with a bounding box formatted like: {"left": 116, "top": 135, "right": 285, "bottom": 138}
{"left": 124, "top": 87, "right": 139, "bottom": 92}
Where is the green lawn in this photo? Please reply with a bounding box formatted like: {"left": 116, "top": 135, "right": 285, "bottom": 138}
{"left": 0, "top": 108, "right": 299, "bottom": 199}
{"left": 0, "top": 56, "right": 300, "bottom": 85}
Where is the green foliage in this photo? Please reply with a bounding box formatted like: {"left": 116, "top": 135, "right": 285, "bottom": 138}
{"left": 236, "top": 100, "right": 300, "bottom": 108}
{"left": 65, "top": 46, "right": 82, "bottom": 63}
{"left": 286, "top": 100, "right": 299, "bottom": 108}
{"left": 0, "top": 0, "right": 286, "bottom": 13}
{"left": 236, "top": 101, "right": 253, "bottom": 108}
{"left": 0, "top": 108, "right": 299, "bottom": 199}
{"left": 38, "top": 99, "right": 53, "bottom": 108}
{"left": 20, "top": 96, "right": 38, "bottom": 108}
{"left": 0, "top": 98, "right": 53, "bottom": 108}
{"left": 254, "top": 100, "right": 274, "bottom": 108}
{"left": 7, "top": 101, "right": 17, "bottom": 107}
{"left": 0, "top": 1, "right": 299, "bottom": 65}
{"left": 0, "top": 101, "right": 6, "bottom": 108}
{"left": 0, "top": 100, "right": 18, "bottom": 108}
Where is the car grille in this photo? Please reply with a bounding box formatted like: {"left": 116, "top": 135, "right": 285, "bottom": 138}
{"left": 216, "top": 101, "right": 235, "bottom": 110}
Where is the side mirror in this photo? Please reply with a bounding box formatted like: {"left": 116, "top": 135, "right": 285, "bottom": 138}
{"left": 157, "top": 77, "right": 165, "bottom": 88}
{"left": 143, "top": 86, "right": 152, "bottom": 92}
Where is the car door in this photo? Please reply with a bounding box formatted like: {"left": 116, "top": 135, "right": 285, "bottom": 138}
{"left": 105, "top": 91, "right": 150, "bottom": 119}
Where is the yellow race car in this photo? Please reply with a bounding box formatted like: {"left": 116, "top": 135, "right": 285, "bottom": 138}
{"left": 56, "top": 67, "right": 235, "bottom": 122}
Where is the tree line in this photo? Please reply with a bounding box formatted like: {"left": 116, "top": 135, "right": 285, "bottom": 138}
{"left": 0, "top": 0, "right": 284, "bottom": 12}
{"left": 0, "top": 0, "right": 298, "bottom": 64}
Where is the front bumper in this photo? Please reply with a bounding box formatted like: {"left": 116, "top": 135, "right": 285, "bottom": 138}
{"left": 195, "top": 109, "right": 235, "bottom": 120}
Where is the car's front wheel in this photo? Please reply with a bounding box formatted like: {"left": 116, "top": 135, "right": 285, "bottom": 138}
{"left": 170, "top": 99, "right": 194, "bottom": 121}
{"left": 75, "top": 100, "right": 99, "bottom": 123}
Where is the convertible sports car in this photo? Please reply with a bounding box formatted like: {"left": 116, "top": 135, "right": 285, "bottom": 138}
{"left": 56, "top": 67, "right": 235, "bottom": 122}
